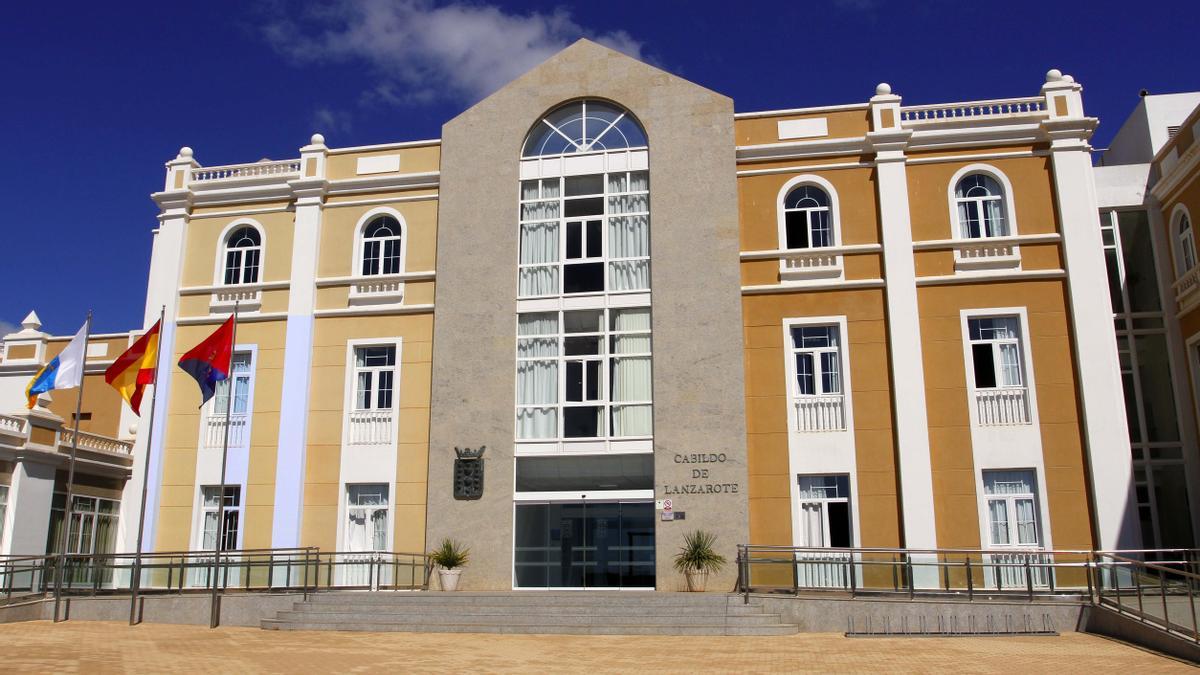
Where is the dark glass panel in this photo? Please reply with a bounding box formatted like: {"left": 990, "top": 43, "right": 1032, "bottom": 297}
{"left": 564, "top": 262, "right": 604, "bottom": 293}
{"left": 785, "top": 211, "right": 809, "bottom": 249}
{"left": 515, "top": 454, "right": 654, "bottom": 492}
{"left": 565, "top": 197, "right": 604, "bottom": 218}
{"left": 565, "top": 175, "right": 604, "bottom": 196}
{"left": 972, "top": 344, "right": 996, "bottom": 388}
{"left": 563, "top": 406, "right": 600, "bottom": 437}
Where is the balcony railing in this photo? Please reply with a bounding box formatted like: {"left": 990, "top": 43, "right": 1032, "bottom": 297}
{"left": 794, "top": 395, "right": 847, "bottom": 432}
{"left": 0, "top": 414, "right": 26, "bottom": 437}
{"left": 974, "top": 387, "right": 1030, "bottom": 426}
{"left": 348, "top": 276, "right": 405, "bottom": 305}
{"left": 191, "top": 159, "right": 301, "bottom": 184}
{"left": 60, "top": 429, "right": 133, "bottom": 456}
{"left": 347, "top": 409, "right": 394, "bottom": 445}
{"left": 210, "top": 286, "right": 262, "bottom": 312}
{"left": 204, "top": 413, "right": 248, "bottom": 449}
{"left": 780, "top": 249, "right": 842, "bottom": 281}
{"left": 900, "top": 97, "right": 1047, "bottom": 125}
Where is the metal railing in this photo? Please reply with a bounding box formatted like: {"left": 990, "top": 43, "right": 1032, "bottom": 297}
{"left": 737, "top": 545, "right": 1096, "bottom": 601}
{"left": 1094, "top": 551, "right": 1200, "bottom": 643}
{"left": 1, "top": 548, "right": 432, "bottom": 604}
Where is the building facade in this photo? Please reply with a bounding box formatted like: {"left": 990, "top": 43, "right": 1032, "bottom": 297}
{"left": 0, "top": 41, "right": 1152, "bottom": 590}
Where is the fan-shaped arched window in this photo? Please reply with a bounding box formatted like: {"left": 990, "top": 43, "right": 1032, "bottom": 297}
{"left": 954, "top": 174, "right": 1009, "bottom": 239}
{"left": 1177, "top": 212, "right": 1196, "bottom": 275}
{"left": 223, "top": 226, "right": 261, "bottom": 285}
{"left": 361, "top": 216, "right": 404, "bottom": 276}
{"left": 522, "top": 100, "right": 647, "bottom": 158}
{"left": 783, "top": 185, "right": 832, "bottom": 249}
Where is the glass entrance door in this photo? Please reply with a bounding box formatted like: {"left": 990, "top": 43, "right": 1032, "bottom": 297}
{"left": 514, "top": 501, "right": 654, "bottom": 589}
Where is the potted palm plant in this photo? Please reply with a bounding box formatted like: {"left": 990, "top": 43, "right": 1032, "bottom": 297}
{"left": 673, "top": 530, "right": 726, "bottom": 592}
{"left": 431, "top": 538, "right": 469, "bottom": 591}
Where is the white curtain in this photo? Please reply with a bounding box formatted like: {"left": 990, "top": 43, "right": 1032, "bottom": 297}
{"left": 608, "top": 214, "right": 649, "bottom": 291}
{"left": 519, "top": 221, "right": 560, "bottom": 296}
{"left": 1015, "top": 498, "right": 1038, "bottom": 545}
{"left": 517, "top": 361, "right": 558, "bottom": 405}
{"left": 987, "top": 500, "right": 1009, "bottom": 545}
{"left": 800, "top": 503, "right": 825, "bottom": 547}
{"left": 985, "top": 198, "right": 1008, "bottom": 236}
{"left": 998, "top": 343, "right": 1022, "bottom": 386}
{"left": 984, "top": 470, "right": 1034, "bottom": 494}
{"left": 517, "top": 407, "right": 557, "bottom": 439}
{"left": 611, "top": 356, "right": 652, "bottom": 437}
{"left": 518, "top": 313, "right": 558, "bottom": 335}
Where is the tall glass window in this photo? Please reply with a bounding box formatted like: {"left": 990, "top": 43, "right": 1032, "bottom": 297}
{"left": 955, "top": 174, "right": 1009, "bottom": 239}
{"left": 345, "top": 484, "right": 389, "bottom": 552}
{"left": 982, "top": 471, "right": 1041, "bottom": 547}
{"left": 354, "top": 346, "right": 396, "bottom": 410}
{"left": 213, "top": 353, "right": 252, "bottom": 416}
{"left": 1102, "top": 208, "right": 1193, "bottom": 550}
{"left": 199, "top": 486, "right": 240, "bottom": 551}
{"left": 783, "top": 185, "right": 833, "bottom": 249}
{"left": 222, "top": 227, "right": 262, "bottom": 285}
{"left": 361, "top": 216, "right": 403, "bottom": 276}
{"left": 46, "top": 494, "right": 120, "bottom": 555}
{"left": 968, "top": 317, "right": 1024, "bottom": 389}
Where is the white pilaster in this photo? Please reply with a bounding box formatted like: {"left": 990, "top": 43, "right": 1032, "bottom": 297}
{"left": 117, "top": 148, "right": 194, "bottom": 554}
{"left": 1042, "top": 72, "right": 1142, "bottom": 550}
{"left": 868, "top": 84, "right": 939, "bottom": 552}
{"left": 271, "top": 134, "right": 328, "bottom": 547}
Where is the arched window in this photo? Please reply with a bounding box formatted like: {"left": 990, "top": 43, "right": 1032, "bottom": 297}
{"left": 954, "top": 174, "right": 1009, "bottom": 239}
{"left": 1177, "top": 212, "right": 1196, "bottom": 275}
{"left": 223, "top": 226, "right": 261, "bottom": 285}
{"left": 361, "top": 216, "right": 403, "bottom": 276}
{"left": 522, "top": 100, "right": 647, "bottom": 158}
{"left": 783, "top": 185, "right": 832, "bottom": 249}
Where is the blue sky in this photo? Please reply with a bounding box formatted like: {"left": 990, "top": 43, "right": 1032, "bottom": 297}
{"left": 2, "top": 0, "right": 1197, "bottom": 335}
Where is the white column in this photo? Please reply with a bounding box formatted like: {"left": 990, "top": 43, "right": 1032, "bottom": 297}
{"left": 271, "top": 134, "right": 328, "bottom": 547}
{"left": 1043, "top": 72, "right": 1142, "bottom": 550}
{"left": 868, "top": 84, "right": 939, "bottom": 553}
{"left": 117, "top": 148, "right": 194, "bottom": 554}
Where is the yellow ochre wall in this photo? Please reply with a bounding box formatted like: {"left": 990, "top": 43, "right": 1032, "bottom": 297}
{"left": 735, "top": 108, "right": 872, "bottom": 146}
{"left": 300, "top": 314, "right": 433, "bottom": 554}
{"left": 154, "top": 320, "right": 288, "bottom": 551}
{"left": 180, "top": 208, "right": 296, "bottom": 289}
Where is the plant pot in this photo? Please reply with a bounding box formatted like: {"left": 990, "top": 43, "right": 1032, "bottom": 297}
{"left": 684, "top": 570, "right": 708, "bottom": 592}
{"left": 438, "top": 567, "right": 462, "bottom": 591}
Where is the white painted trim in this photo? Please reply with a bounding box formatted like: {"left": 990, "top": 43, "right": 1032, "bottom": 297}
{"left": 315, "top": 271, "right": 435, "bottom": 287}
{"left": 340, "top": 337, "right": 403, "bottom": 451}
{"left": 741, "top": 244, "right": 881, "bottom": 260}
{"left": 312, "top": 304, "right": 435, "bottom": 318}
{"left": 1169, "top": 203, "right": 1195, "bottom": 279}
{"left": 324, "top": 193, "right": 440, "bottom": 209}
{"left": 905, "top": 150, "right": 1047, "bottom": 166}
{"left": 916, "top": 269, "right": 1066, "bottom": 286}
{"left": 946, "top": 163, "right": 1022, "bottom": 240}
{"left": 179, "top": 280, "right": 290, "bottom": 296}
{"left": 177, "top": 312, "right": 288, "bottom": 325}
{"left": 736, "top": 162, "right": 869, "bottom": 177}
{"left": 741, "top": 279, "right": 885, "bottom": 294}
{"left": 326, "top": 138, "right": 441, "bottom": 155}
{"left": 912, "top": 233, "right": 1060, "bottom": 250}
{"left": 188, "top": 205, "right": 294, "bottom": 221}
{"left": 211, "top": 219, "right": 266, "bottom": 288}
{"left": 736, "top": 137, "right": 868, "bottom": 163}
{"left": 326, "top": 172, "right": 439, "bottom": 196}
{"left": 776, "top": 174, "right": 843, "bottom": 248}
{"left": 734, "top": 102, "right": 870, "bottom": 119}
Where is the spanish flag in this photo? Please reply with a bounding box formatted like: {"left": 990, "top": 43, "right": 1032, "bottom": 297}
{"left": 104, "top": 320, "right": 161, "bottom": 416}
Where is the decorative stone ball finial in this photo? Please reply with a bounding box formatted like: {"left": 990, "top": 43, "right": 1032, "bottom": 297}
{"left": 875, "top": 82, "right": 892, "bottom": 96}
{"left": 178, "top": 146, "right": 194, "bottom": 159}
{"left": 1062, "top": 74, "right": 1075, "bottom": 83}
{"left": 1045, "top": 69, "right": 1063, "bottom": 83}
{"left": 311, "top": 133, "right": 325, "bottom": 146}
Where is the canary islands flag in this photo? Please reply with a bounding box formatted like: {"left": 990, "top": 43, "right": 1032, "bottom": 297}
{"left": 105, "top": 320, "right": 161, "bottom": 416}
{"left": 178, "top": 316, "right": 234, "bottom": 406}
{"left": 26, "top": 322, "right": 88, "bottom": 408}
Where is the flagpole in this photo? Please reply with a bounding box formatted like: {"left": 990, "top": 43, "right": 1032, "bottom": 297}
{"left": 53, "top": 310, "right": 93, "bottom": 623}
{"left": 210, "top": 302, "right": 238, "bottom": 629}
{"left": 129, "top": 306, "right": 165, "bottom": 625}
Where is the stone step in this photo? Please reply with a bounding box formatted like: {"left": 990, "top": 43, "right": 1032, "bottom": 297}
{"left": 261, "top": 619, "right": 799, "bottom": 636}
{"left": 292, "top": 602, "right": 766, "bottom": 616}
{"left": 275, "top": 610, "right": 784, "bottom": 627}
{"left": 304, "top": 592, "right": 750, "bottom": 607}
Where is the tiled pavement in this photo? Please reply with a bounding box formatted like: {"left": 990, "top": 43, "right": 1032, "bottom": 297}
{"left": 0, "top": 621, "right": 1190, "bottom": 673}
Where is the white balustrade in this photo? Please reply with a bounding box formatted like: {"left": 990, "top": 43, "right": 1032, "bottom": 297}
{"left": 349, "top": 277, "right": 405, "bottom": 305}
{"left": 204, "top": 413, "right": 248, "bottom": 449}
{"left": 1174, "top": 266, "right": 1200, "bottom": 305}
{"left": 984, "top": 551, "right": 1050, "bottom": 589}
{"left": 61, "top": 429, "right": 133, "bottom": 455}
{"left": 900, "top": 97, "right": 1046, "bottom": 124}
{"left": 347, "top": 409, "right": 394, "bottom": 445}
{"left": 958, "top": 241, "right": 1015, "bottom": 260}
{"left": 0, "top": 414, "right": 27, "bottom": 437}
{"left": 794, "top": 395, "right": 847, "bottom": 432}
{"left": 974, "top": 387, "right": 1030, "bottom": 426}
{"left": 210, "top": 286, "right": 262, "bottom": 312}
{"left": 780, "top": 250, "right": 842, "bottom": 280}
{"left": 190, "top": 159, "right": 301, "bottom": 183}
{"left": 795, "top": 552, "right": 853, "bottom": 589}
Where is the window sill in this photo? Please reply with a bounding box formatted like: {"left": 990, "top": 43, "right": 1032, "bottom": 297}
{"left": 954, "top": 242, "right": 1021, "bottom": 273}
{"left": 349, "top": 277, "right": 405, "bottom": 307}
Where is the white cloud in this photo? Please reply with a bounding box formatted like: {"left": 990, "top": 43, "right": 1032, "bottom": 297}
{"left": 0, "top": 320, "right": 15, "bottom": 337}
{"left": 313, "top": 107, "right": 354, "bottom": 134}
{"left": 262, "top": 0, "right": 646, "bottom": 104}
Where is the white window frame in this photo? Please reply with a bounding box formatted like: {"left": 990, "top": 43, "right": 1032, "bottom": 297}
{"left": 514, "top": 307, "right": 653, "bottom": 453}
{"left": 341, "top": 483, "right": 392, "bottom": 553}
{"left": 979, "top": 469, "right": 1043, "bottom": 549}
{"left": 1173, "top": 205, "right": 1197, "bottom": 278}
{"left": 352, "top": 207, "right": 409, "bottom": 277}
{"left": 775, "top": 175, "right": 843, "bottom": 281}
{"left": 516, "top": 170, "right": 650, "bottom": 300}
{"left": 199, "top": 346, "right": 257, "bottom": 450}
{"left": 960, "top": 309, "right": 1038, "bottom": 427}
{"left": 795, "top": 474, "right": 853, "bottom": 548}
{"left": 341, "top": 338, "right": 403, "bottom": 449}
{"left": 194, "top": 485, "right": 242, "bottom": 552}
{"left": 947, "top": 164, "right": 1021, "bottom": 271}
{"left": 214, "top": 220, "right": 266, "bottom": 287}
{"left": 50, "top": 493, "right": 121, "bottom": 555}
{"left": 782, "top": 316, "right": 853, "bottom": 433}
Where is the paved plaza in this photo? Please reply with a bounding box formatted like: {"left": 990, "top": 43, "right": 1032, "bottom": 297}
{"left": 0, "top": 621, "right": 1189, "bottom": 673}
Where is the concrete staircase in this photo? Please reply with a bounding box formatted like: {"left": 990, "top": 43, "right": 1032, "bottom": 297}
{"left": 261, "top": 592, "right": 798, "bottom": 635}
